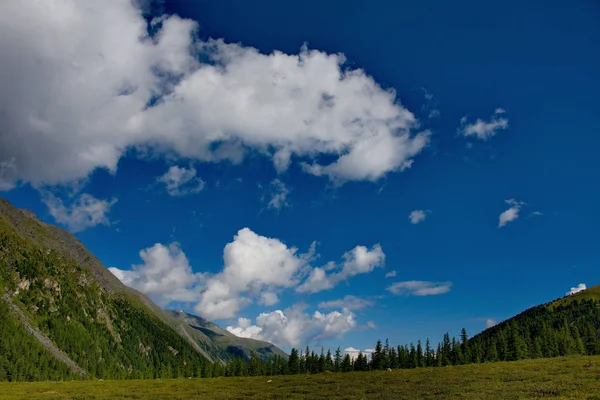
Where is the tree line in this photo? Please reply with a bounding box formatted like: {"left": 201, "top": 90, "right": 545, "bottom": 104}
{"left": 220, "top": 297, "right": 600, "bottom": 377}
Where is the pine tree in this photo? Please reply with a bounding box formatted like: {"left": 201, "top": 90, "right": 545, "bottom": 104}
{"left": 435, "top": 343, "right": 443, "bottom": 367}
{"left": 572, "top": 326, "right": 585, "bottom": 355}
{"left": 318, "top": 348, "right": 326, "bottom": 373}
{"left": 409, "top": 343, "right": 417, "bottom": 368}
{"left": 441, "top": 333, "right": 451, "bottom": 366}
{"left": 341, "top": 354, "right": 353, "bottom": 372}
{"left": 325, "top": 349, "right": 334, "bottom": 372}
{"left": 508, "top": 323, "right": 528, "bottom": 360}
{"left": 382, "top": 338, "right": 391, "bottom": 369}
{"left": 288, "top": 348, "right": 300, "bottom": 374}
{"left": 416, "top": 340, "right": 424, "bottom": 368}
{"left": 299, "top": 350, "right": 306, "bottom": 374}
{"left": 388, "top": 346, "right": 398, "bottom": 369}
{"left": 334, "top": 347, "right": 342, "bottom": 372}
{"left": 486, "top": 339, "right": 499, "bottom": 362}
{"left": 371, "top": 339, "right": 383, "bottom": 370}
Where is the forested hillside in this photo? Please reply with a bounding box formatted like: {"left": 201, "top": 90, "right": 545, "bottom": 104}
{"left": 0, "top": 199, "right": 213, "bottom": 381}
{"left": 0, "top": 198, "right": 290, "bottom": 382}
{"left": 215, "top": 285, "right": 600, "bottom": 377}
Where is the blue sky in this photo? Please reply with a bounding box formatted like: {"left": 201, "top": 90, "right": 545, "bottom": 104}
{"left": 1, "top": 0, "right": 599, "bottom": 353}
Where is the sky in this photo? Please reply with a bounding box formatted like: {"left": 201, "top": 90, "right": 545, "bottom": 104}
{"left": 1, "top": 0, "right": 599, "bottom": 354}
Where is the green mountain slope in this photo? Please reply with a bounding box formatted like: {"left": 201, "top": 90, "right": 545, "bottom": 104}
{"left": 0, "top": 199, "right": 216, "bottom": 380}
{"left": 0, "top": 198, "right": 287, "bottom": 381}
{"left": 166, "top": 310, "right": 288, "bottom": 361}
{"left": 466, "top": 285, "right": 600, "bottom": 362}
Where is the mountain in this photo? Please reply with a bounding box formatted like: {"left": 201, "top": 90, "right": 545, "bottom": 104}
{"left": 166, "top": 310, "right": 288, "bottom": 361}
{"left": 465, "top": 284, "right": 600, "bottom": 362}
{"left": 0, "top": 198, "right": 285, "bottom": 382}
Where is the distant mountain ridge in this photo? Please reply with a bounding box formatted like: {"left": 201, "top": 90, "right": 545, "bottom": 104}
{"left": 0, "top": 198, "right": 286, "bottom": 381}
{"left": 165, "top": 309, "right": 288, "bottom": 361}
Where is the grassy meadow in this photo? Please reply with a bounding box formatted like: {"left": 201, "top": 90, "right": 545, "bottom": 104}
{"left": 1, "top": 356, "right": 599, "bottom": 400}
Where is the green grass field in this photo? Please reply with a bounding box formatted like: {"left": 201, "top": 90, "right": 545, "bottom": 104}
{"left": 1, "top": 356, "right": 599, "bottom": 400}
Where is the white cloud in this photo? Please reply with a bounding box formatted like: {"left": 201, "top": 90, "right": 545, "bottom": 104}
{"left": 566, "top": 283, "right": 586, "bottom": 296}
{"left": 158, "top": 165, "right": 205, "bottom": 196}
{"left": 498, "top": 198, "right": 524, "bottom": 228}
{"left": 266, "top": 179, "right": 290, "bottom": 210}
{"left": 339, "top": 244, "right": 386, "bottom": 279}
{"left": 485, "top": 318, "right": 498, "bottom": 329}
{"left": 225, "top": 317, "right": 263, "bottom": 339}
{"left": 0, "top": 0, "right": 428, "bottom": 189}
{"left": 110, "top": 225, "right": 379, "bottom": 320}
{"left": 258, "top": 291, "right": 279, "bottom": 306}
{"left": 387, "top": 280, "right": 452, "bottom": 296}
{"left": 41, "top": 192, "right": 117, "bottom": 232}
{"left": 0, "top": 158, "right": 18, "bottom": 191}
{"left": 530, "top": 211, "right": 543, "bottom": 216}
{"left": 318, "top": 295, "right": 374, "bottom": 310}
{"left": 226, "top": 304, "right": 356, "bottom": 348}
{"left": 344, "top": 347, "right": 373, "bottom": 361}
{"left": 367, "top": 321, "right": 377, "bottom": 329}
{"left": 385, "top": 270, "right": 397, "bottom": 278}
{"left": 109, "top": 242, "right": 203, "bottom": 307}
{"left": 296, "top": 244, "right": 385, "bottom": 294}
{"left": 296, "top": 267, "right": 335, "bottom": 294}
{"left": 409, "top": 209, "right": 429, "bottom": 224}
{"left": 194, "top": 228, "right": 312, "bottom": 320}
{"left": 458, "top": 109, "right": 508, "bottom": 140}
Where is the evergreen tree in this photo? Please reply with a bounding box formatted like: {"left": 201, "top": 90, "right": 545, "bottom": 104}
{"left": 341, "top": 354, "right": 353, "bottom": 372}
{"left": 486, "top": 339, "right": 499, "bottom": 362}
{"left": 388, "top": 346, "right": 398, "bottom": 369}
{"left": 441, "top": 333, "right": 451, "bottom": 366}
{"left": 325, "top": 349, "right": 334, "bottom": 372}
{"left": 334, "top": 347, "right": 342, "bottom": 372}
{"left": 371, "top": 339, "right": 383, "bottom": 370}
{"left": 287, "top": 348, "right": 300, "bottom": 375}
{"left": 425, "top": 338, "right": 434, "bottom": 367}
{"left": 416, "top": 340, "right": 424, "bottom": 368}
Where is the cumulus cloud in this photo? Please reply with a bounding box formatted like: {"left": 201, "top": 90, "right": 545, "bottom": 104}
{"left": 385, "top": 270, "right": 397, "bottom": 278}
{"left": 194, "top": 228, "right": 311, "bottom": 320}
{"left": 339, "top": 244, "right": 386, "bottom": 279}
{"left": 458, "top": 109, "right": 508, "bottom": 140}
{"left": 409, "top": 209, "right": 429, "bottom": 224}
{"left": 485, "top": 318, "right": 498, "bottom": 329}
{"left": 296, "top": 267, "right": 335, "bottom": 294}
{"left": 498, "top": 199, "right": 524, "bottom": 228}
{"left": 158, "top": 165, "right": 205, "bottom": 196}
{"left": 109, "top": 226, "right": 381, "bottom": 320}
{"left": 226, "top": 304, "right": 356, "bottom": 348}
{"left": 318, "top": 295, "right": 374, "bottom": 310}
{"left": 387, "top": 280, "right": 452, "bottom": 296}
{"left": 109, "top": 242, "right": 203, "bottom": 307}
{"left": 0, "top": 0, "right": 428, "bottom": 189}
{"left": 265, "top": 179, "right": 290, "bottom": 210}
{"left": 296, "top": 244, "right": 385, "bottom": 294}
{"left": 566, "top": 283, "right": 586, "bottom": 296}
{"left": 41, "top": 192, "right": 117, "bottom": 232}
{"left": 258, "top": 292, "right": 280, "bottom": 306}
